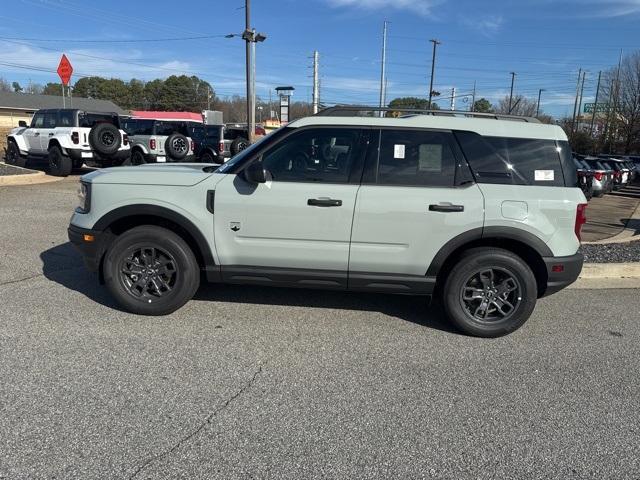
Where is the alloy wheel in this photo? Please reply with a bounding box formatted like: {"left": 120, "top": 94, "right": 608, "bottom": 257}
{"left": 459, "top": 268, "right": 522, "bottom": 322}
{"left": 119, "top": 246, "right": 177, "bottom": 300}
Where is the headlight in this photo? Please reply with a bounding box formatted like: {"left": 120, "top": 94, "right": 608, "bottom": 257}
{"left": 76, "top": 181, "right": 91, "bottom": 214}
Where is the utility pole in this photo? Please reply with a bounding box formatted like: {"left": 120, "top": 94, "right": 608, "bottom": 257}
{"left": 536, "top": 88, "right": 545, "bottom": 117}
{"left": 571, "top": 67, "right": 583, "bottom": 135}
{"left": 508, "top": 72, "right": 516, "bottom": 114}
{"left": 589, "top": 70, "right": 602, "bottom": 137}
{"left": 378, "top": 21, "right": 388, "bottom": 116}
{"left": 251, "top": 31, "right": 256, "bottom": 124}
{"left": 428, "top": 39, "right": 440, "bottom": 109}
{"left": 312, "top": 50, "right": 319, "bottom": 114}
{"left": 207, "top": 86, "right": 212, "bottom": 110}
{"left": 450, "top": 87, "right": 455, "bottom": 111}
{"left": 576, "top": 71, "right": 586, "bottom": 134}
{"left": 608, "top": 49, "right": 623, "bottom": 152}
{"left": 244, "top": 0, "right": 252, "bottom": 140}
{"left": 470, "top": 81, "right": 476, "bottom": 112}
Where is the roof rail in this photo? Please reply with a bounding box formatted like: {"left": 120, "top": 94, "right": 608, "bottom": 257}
{"left": 315, "top": 105, "right": 541, "bottom": 123}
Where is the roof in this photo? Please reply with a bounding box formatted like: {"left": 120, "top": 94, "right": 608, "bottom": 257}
{"left": 131, "top": 111, "right": 203, "bottom": 122}
{"left": 289, "top": 114, "right": 567, "bottom": 141}
{"left": 0, "top": 91, "right": 126, "bottom": 114}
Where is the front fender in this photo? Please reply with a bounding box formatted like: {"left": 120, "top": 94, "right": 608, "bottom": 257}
{"left": 8, "top": 134, "right": 28, "bottom": 154}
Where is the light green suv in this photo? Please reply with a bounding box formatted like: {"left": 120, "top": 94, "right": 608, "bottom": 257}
{"left": 68, "top": 107, "right": 586, "bottom": 337}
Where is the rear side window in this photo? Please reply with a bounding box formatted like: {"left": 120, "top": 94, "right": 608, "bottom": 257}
{"left": 58, "top": 111, "right": 74, "bottom": 127}
{"left": 155, "top": 121, "right": 188, "bottom": 136}
{"left": 122, "top": 119, "right": 153, "bottom": 135}
{"left": 79, "top": 113, "right": 118, "bottom": 128}
{"left": 376, "top": 129, "right": 457, "bottom": 187}
{"left": 455, "top": 131, "right": 567, "bottom": 186}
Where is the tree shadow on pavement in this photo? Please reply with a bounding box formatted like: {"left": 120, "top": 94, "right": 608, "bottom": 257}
{"left": 40, "top": 242, "right": 457, "bottom": 334}
{"left": 40, "top": 242, "right": 120, "bottom": 309}
{"left": 621, "top": 218, "right": 640, "bottom": 236}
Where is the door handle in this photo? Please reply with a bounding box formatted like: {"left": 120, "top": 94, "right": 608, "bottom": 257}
{"left": 429, "top": 203, "right": 464, "bottom": 213}
{"left": 48, "top": 133, "right": 54, "bottom": 136}
{"left": 307, "top": 198, "right": 342, "bottom": 207}
{"left": 34, "top": 132, "right": 40, "bottom": 136}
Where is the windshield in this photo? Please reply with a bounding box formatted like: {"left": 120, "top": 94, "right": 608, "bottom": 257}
{"left": 216, "top": 128, "right": 287, "bottom": 174}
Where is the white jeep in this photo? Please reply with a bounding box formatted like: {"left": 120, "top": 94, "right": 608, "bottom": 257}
{"left": 5, "top": 108, "right": 130, "bottom": 176}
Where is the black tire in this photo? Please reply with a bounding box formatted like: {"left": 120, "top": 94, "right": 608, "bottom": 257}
{"left": 89, "top": 123, "right": 121, "bottom": 156}
{"left": 72, "top": 159, "right": 84, "bottom": 170}
{"left": 122, "top": 149, "right": 147, "bottom": 166}
{"left": 442, "top": 247, "right": 537, "bottom": 338}
{"left": 6, "top": 140, "right": 26, "bottom": 168}
{"left": 231, "top": 137, "right": 249, "bottom": 156}
{"left": 48, "top": 146, "right": 72, "bottom": 177}
{"left": 103, "top": 225, "right": 200, "bottom": 315}
{"left": 165, "top": 133, "right": 189, "bottom": 160}
{"left": 200, "top": 150, "right": 218, "bottom": 164}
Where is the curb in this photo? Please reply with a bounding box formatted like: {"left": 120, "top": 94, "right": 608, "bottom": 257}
{"left": 0, "top": 162, "right": 63, "bottom": 187}
{"left": 569, "top": 262, "right": 640, "bottom": 290}
{"left": 583, "top": 198, "right": 640, "bottom": 245}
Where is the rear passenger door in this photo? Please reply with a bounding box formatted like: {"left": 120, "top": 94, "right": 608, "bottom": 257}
{"left": 348, "top": 128, "right": 485, "bottom": 291}
{"left": 39, "top": 111, "right": 58, "bottom": 151}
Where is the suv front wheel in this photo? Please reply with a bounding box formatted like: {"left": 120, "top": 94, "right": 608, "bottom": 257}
{"left": 442, "top": 248, "right": 537, "bottom": 337}
{"left": 103, "top": 225, "right": 200, "bottom": 315}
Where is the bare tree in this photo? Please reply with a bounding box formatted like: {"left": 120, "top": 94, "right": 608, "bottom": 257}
{"left": 606, "top": 52, "right": 640, "bottom": 153}
{"left": 0, "top": 77, "right": 11, "bottom": 92}
{"left": 495, "top": 95, "right": 538, "bottom": 116}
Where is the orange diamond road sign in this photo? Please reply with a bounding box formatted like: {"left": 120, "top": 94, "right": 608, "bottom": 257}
{"left": 57, "top": 54, "right": 73, "bottom": 86}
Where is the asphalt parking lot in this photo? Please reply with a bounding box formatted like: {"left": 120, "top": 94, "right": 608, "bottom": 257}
{"left": 1, "top": 177, "right": 639, "bottom": 479}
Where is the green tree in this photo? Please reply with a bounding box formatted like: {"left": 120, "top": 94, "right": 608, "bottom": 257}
{"left": 42, "top": 82, "right": 63, "bottom": 95}
{"left": 473, "top": 98, "right": 493, "bottom": 113}
{"left": 12, "top": 81, "right": 23, "bottom": 93}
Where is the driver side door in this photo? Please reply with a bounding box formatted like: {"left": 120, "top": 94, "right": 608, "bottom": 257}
{"left": 213, "top": 127, "right": 368, "bottom": 288}
{"left": 24, "top": 112, "right": 45, "bottom": 154}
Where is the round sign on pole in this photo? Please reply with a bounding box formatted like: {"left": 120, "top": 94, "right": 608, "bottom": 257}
{"left": 57, "top": 54, "right": 73, "bottom": 86}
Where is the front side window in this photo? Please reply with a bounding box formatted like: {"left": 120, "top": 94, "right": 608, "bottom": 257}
{"left": 43, "top": 113, "right": 57, "bottom": 128}
{"left": 31, "top": 113, "right": 44, "bottom": 128}
{"left": 376, "top": 129, "right": 457, "bottom": 187}
{"left": 260, "top": 128, "right": 362, "bottom": 183}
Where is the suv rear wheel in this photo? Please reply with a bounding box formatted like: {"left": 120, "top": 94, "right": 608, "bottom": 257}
{"left": 89, "top": 123, "right": 121, "bottom": 156}
{"left": 48, "top": 146, "right": 72, "bottom": 177}
{"left": 442, "top": 248, "right": 537, "bottom": 337}
{"left": 231, "top": 137, "right": 249, "bottom": 156}
{"left": 165, "top": 133, "right": 189, "bottom": 160}
{"left": 6, "top": 140, "right": 26, "bottom": 168}
{"left": 103, "top": 225, "right": 200, "bottom": 315}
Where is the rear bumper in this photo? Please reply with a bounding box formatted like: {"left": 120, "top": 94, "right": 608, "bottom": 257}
{"left": 541, "top": 252, "right": 584, "bottom": 297}
{"left": 67, "top": 148, "right": 130, "bottom": 162}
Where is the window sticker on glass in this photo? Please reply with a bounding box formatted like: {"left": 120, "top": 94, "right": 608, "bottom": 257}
{"left": 418, "top": 144, "right": 443, "bottom": 172}
{"left": 534, "top": 169, "right": 555, "bottom": 181}
{"left": 393, "top": 144, "right": 405, "bottom": 159}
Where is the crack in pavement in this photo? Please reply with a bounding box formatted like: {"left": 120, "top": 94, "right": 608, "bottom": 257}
{"left": 0, "top": 265, "right": 84, "bottom": 288}
{"left": 127, "top": 363, "right": 264, "bottom": 479}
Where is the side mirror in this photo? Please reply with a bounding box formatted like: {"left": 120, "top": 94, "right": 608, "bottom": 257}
{"left": 243, "top": 161, "right": 267, "bottom": 184}
{"left": 18, "top": 120, "right": 27, "bottom": 128}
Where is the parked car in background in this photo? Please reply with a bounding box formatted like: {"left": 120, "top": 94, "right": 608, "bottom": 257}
{"left": 120, "top": 118, "right": 195, "bottom": 164}
{"left": 599, "top": 158, "right": 629, "bottom": 190}
{"left": 185, "top": 123, "right": 229, "bottom": 164}
{"left": 581, "top": 157, "right": 613, "bottom": 197}
{"left": 6, "top": 108, "right": 130, "bottom": 176}
{"left": 573, "top": 156, "right": 594, "bottom": 200}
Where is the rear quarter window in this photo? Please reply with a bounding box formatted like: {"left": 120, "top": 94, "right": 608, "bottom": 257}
{"left": 454, "top": 131, "right": 570, "bottom": 187}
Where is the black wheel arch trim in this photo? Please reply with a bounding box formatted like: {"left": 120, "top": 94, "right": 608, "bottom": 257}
{"left": 426, "top": 226, "right": 553, "bottom": 277}
{"left": 92, "top": 204, "right": 220, "bottom": 281}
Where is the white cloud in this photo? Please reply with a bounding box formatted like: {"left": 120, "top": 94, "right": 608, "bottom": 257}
{"left": 460, "top": 14, "right": 503, "bottom": 36}
{"left": 326, "top": 0, "right": 444, "bottom": 16}
{"left": 545, "top": 0, "right": 640, "bottom": 17}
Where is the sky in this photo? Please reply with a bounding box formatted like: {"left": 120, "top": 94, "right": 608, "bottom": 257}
{"left": 0, "top": 0, "right": 639, "bottom": 118}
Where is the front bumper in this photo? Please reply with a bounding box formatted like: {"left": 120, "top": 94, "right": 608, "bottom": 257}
{"left": 541, "top": 252, "right": 584, "bottom": 297}
{"left": 68, "top": 224, "right": 107, "bottom": 273}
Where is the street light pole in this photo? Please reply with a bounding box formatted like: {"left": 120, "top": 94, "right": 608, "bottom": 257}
{"left": 428, "top": 39, "right": 440, "bottom": 109}
{"left": 508, "top": 72, "right": 516, "bottom": 114}
{"left": 244, "top": 0, "right": 254, "bottom": 143}
{"left": 378, "top": 21, "right": 388, "bottom": 116}
{"left": 589, "top": 71, "right": 602, "bottom": 138}
{"left": 536, "top": 88, "right": 545, "bottom": 117}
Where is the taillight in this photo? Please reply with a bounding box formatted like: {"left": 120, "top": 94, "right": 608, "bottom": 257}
{"left": 190, "top": 140, "right": 195, "bottom": 152}
{"left": 218, "top": 140, "right": 224, "bottom": 153}
{"left": 575, "top": 203, "right": 587, "bottom": 241}
{"left": 123, "top": 134, "right": 129, "bottom": 146}
{"left": 71, "top": 131, "right": 79, "bottom": 144}
{"left": 594, "top": 171, "right": 604, "bottom": 181}
{"left": 149, "top": 138, "right": 156, "bottom": 150}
